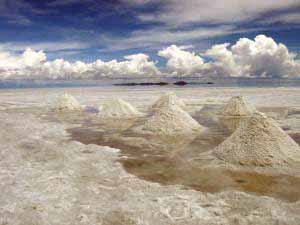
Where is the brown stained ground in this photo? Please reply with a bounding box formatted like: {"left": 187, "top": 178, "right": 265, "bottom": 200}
{"left": 39, "top": 104, "right": 300, "bottom": 203}
{"left": 65, "top": 109, "right": 300, "bottom": 203}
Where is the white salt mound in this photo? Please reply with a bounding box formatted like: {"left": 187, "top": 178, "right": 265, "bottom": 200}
{"left": 55, "top": 93, "right": 83, "bottom": 111}
{"left": 220, "top": 96, "right": 255, "bottom": 116}
{"left": 135, "top": 103, "right": 202, "bottom": 135}
{"left": 214, "top": 112, "right": 300, "bottom": 167}
{"left": 98, "top": 98, "right": 141, "bottom": 118}
{"left": 151, "top": 92, "right": 186, "bottom": 110}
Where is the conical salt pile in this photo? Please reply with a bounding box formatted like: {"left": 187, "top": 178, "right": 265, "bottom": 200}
{"left": 55, "top": 93, "right": 83, "bottom": 111}
{"left": 98, "top": 98, "right": 141, "bottom": 118}
{"left": 213, "top": 112, "right": 300, "bottom": 167}
{"left": 220, "top": 96, "right": 255, "bottom": 116}
{"left": 151, "top": 92, "right": 186, "bottom": 110}
{"left": 134, "top": 103, "right": 202, "bottom": 135}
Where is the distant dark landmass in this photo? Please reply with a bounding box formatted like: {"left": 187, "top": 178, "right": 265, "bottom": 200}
{"left": 114, "top": 81, "right": 215, "bottom": 86}
{"left": 1, "top": 77, "right": 300, "bottom": 89}
{"left": 114, "top": 81, "right": 169, "bottom": 86}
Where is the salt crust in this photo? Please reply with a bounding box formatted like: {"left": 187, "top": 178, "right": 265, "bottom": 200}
{"left": 98, "top": 98, "right": 142, "bottom": 118}
{"left": 214, "top": 112, "right": 300, "bottom": 167}
{"left": 151, "top": 92, "right": 186, "bottom": 110}
{"left": 134, "top": 101, "right": 202, "bottom": 135}
{"left": 1, "top": 100, "right": 300, "bottom": 224}
{"left": 220, "top": 96, "right": 255, "bottom": 117}
{"left": 55, "top": 93, "right": 83, "bottom": 111}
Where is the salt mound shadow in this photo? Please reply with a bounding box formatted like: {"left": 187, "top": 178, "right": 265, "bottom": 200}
{"left": 55, "top": 93, "right": 83, "bottom": 111}
{"left": 220, "top": 96, "right": 255, "bottom": 117}
{"left": 98, "top": 98, "right": 142, "bottom": 118}
{"left": 214, "top": 112, "right": 300, "bottom": 167}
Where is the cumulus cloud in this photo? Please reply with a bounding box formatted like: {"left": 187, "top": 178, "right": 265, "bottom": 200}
{"left": 0, "top": 48, "right": 160, "bottom": 79}
{"left": 158, "top": 35, "right": 300, "bottom": 77}
{"left": 0, "top": 34, "right": 299, "bottom": 79}
{"left": 230, "top": 35, "right": 300, "bottom": 77}
{"left": 158, "top": 45, "right": 207, "bottom": 76}
{"left": 204, "top": 43, "right": 242, "bottom": 77}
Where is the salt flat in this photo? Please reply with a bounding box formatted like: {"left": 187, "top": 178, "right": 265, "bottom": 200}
{"left": 0, "top": 86, "right": 300, "bottom": 225}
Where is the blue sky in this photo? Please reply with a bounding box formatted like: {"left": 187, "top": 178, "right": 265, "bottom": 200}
{"left": 0, "top": 0, "right": 300, "bottom": 79}
{"left": 0, "top": 0, "right": 300, "bottom": 62}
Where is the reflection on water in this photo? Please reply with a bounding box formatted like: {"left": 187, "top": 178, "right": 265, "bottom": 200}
{"left": 45, "top": 106, "right": 300, "bottom": 202}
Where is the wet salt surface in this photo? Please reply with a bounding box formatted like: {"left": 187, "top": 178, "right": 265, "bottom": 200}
{"left": 2, "top": 87, "right": 300, "bottom": 224}
{"left": 52, "top": 106, "right": 300, "bottom": 203}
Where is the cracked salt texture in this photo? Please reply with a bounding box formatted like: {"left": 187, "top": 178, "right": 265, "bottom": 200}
{"left": 214, "top": 112, "right": 300, "bottom": 167}
{"left": 98, "top": 98, "right": 142, "bottom": 118}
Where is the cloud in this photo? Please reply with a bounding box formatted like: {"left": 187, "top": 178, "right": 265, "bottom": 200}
{"left": 0, "top": 34, "right": 299, "bottom": 79}
{"left": 1, "top": 41, "right": 91, "bottom": 52}
{"left": 121, "top": 0, "right": 153, "bottom": 5}
{"left": 47, "top": 0, "right": 84, "bottom": 6}
{"left": 0, "top": 48, "right": 160, "bottom": 79}
{"left": 158, "top": 35, "right": 300, "bottom": 77}
{"left": 230, "top": 35, "right": 300, "bottom": 77}
{"left": 204, "top": 43, "right": 242, "bottom": 77}
{"left": 137, "top": 0, "right": 300, "bottom": 26}
{"left": 101, "top": 25, "right": 236, "bottom": 52}
{"left": 259, "top": 13, "right": 300, "bottom": 25}
{"left": 22, "top": 48, "right": 47, "bottom": 67}
{"left": 157, "top": 45, "right": 207, "bottom": 76}
{"left": 0, "top": 0, "right": 35, "bottom": 26}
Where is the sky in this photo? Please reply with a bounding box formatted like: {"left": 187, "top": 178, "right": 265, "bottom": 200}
{"left": 0, "top": 0, "right": 300, "bottom": 79}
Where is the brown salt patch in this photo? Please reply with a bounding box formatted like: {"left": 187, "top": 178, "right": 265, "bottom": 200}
{"left": 258, "top": 106, "right": 289, "bottom": 119}
{"left": 67, "top": 125, "right": 300, "bottom": 203}
{"left": 289, "top": 132, "right": 300, "bottom": 145}
{"left": 46, "top": 104, "right": 300, "bottom": 203}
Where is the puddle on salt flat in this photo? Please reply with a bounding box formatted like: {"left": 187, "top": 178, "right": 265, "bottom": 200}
{"left": 45, "top": 106, "right": 300, "bottom": 203}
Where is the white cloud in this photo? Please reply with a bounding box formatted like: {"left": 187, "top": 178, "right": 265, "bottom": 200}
{"left": 1, "top": 41, "right": 90, "bottom": 52}
{"left": 137, "top": 0, "right": 300, "bottom": 26}
{"left": 121, "top": 0, "right": 153, "bottom": 5}
{"left": 0, "top": 34, "right": 299, "bottom": 79}
{"left": 158, "top": 45, "right": 207, "bottom": 76}
{"left": 230, "top": 35, "right": 300, "bottom": 77}
{"left": 0, "top": 48, "right": 160, "bottom": 79}
{"left": 158, "top": 35, "right": 300, "bottom": 77}
{"left": 22, "top": 48, "right": 47, "bottom": 67}
{"left": 102, "top": 25, "right": 236, "bottom": 52}
{"left": 204, "top": 43, "right": 242, "bottom": 77}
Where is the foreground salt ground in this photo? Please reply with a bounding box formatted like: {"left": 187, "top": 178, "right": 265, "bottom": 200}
{"left": 0, "top": 87, "right": 300, "bottom": 225}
